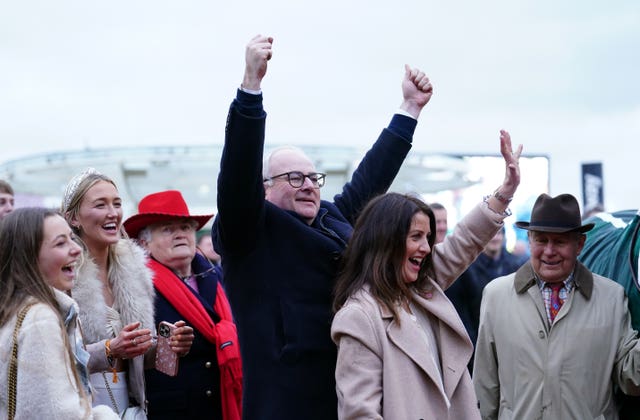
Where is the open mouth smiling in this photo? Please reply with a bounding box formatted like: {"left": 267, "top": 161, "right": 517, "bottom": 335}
{"left": 62, "top": 263, "right": 75, "bottom": 275}
{"left": 409, "top": 257, "right": 422, "bottom": 268}
{"left": 103, "top": 222, "right": 118, "bottom": 232}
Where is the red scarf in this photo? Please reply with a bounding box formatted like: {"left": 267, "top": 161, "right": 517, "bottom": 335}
{"left": 149, "top": 259, "right": 242, "bottom": 420}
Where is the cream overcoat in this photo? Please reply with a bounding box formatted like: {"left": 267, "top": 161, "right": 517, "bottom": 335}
{"left": 473, "top": 262, "right": 640, "bottom": 419}
{"left": 0, "top": 289, "right": 119, "bottom": 419}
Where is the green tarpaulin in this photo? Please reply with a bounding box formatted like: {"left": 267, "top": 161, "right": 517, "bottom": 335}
{"left": 579, "top": 210, "right": 640, "bottom": 330}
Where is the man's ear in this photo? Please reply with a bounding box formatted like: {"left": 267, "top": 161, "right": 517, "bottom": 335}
{"left": 576, "top": 233, "right": 586, "bottom": 254}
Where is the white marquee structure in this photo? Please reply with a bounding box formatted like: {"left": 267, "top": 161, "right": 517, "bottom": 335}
{"left": 0, "top": 144, "right": 479, "bottom": 220}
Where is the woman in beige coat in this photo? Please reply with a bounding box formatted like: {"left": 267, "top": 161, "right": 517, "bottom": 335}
{"left": 331, "top": 131, "right": 521, "bottom": 419}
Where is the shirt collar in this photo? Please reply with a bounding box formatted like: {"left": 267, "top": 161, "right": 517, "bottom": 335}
{"left": 514, "top": 261, "right": 594, "bottom": 299}
{"left": 536, "top": 271, "right": 575, "bottom": 291}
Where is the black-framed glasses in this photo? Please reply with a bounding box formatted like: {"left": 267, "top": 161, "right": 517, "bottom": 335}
{"left": 263, "top": 171, "right": 327, "bottom": 188}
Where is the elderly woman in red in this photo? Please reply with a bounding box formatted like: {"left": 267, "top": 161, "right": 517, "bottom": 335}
{"left": 124, "top": 190, "right": 242, "bottom": 420}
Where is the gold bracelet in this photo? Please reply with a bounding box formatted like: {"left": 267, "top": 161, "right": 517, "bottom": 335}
{"left": 105, "top": 339, "right": 118, "bottom": 383}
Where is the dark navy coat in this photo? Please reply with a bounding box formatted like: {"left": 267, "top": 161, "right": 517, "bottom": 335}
{"left": 213, "top": 90, "right": 415, "bottom": 420}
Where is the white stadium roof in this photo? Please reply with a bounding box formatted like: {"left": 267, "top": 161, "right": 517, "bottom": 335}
{"left": 0, "top": 144, "right": 477, "bottom": 219}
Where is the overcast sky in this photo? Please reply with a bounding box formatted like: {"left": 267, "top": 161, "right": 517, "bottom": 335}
{"left": 1, "top": 0, "right": 638, "bottom": 210}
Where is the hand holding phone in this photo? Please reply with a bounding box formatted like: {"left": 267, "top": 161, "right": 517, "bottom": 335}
{"left": 155, "top": 321, "right": 179, "bottom": 376}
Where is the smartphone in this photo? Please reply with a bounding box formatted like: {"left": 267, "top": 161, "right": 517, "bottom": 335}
{"left": 155, "top": 321, "right": 179, "bottom": 376}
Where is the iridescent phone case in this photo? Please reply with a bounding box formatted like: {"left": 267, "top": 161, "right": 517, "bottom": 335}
{"left": 155, "top": 321, "right": 179, "bottom": 376}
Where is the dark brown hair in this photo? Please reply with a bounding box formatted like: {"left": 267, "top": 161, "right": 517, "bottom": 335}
{"left": 0, "top": 207, "right": 90, "bottom": 413}
{"left": 0, "top": 207, "right": 60, "bottom": 325}
{"left": 0, "top": 179, "right": 13, "bottom": 195}
{"left": 333, "top": 193, "right": 436, "bottom": 321}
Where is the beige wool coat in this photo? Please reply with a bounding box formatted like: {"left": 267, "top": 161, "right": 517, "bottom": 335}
{"left": 473, "top": 262, "right": 640, "bottom": 420}
{"left": 331, "top": 202, "right": 506, "bottom": 420}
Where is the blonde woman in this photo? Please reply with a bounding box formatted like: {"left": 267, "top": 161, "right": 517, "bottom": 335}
{"left": 62, "top": 168, "right": 193, "bottom": 418}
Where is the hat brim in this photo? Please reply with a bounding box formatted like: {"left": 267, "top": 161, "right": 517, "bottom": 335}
{"left": 514, "top": 221, "right": 594, "bottom": 233}
{"left": 123, "top": 213, "right": 213, "bottom": 238}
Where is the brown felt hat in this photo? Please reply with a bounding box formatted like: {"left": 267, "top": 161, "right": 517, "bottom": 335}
{"left": 515, "top": 193, "right": 594, "bottom": 233}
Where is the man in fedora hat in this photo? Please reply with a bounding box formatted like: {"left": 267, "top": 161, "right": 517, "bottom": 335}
{"left": 473, "top": 193, "right": 640, "bottom": 419}
{"left": 124, "top": 190, "right": 242, "bottom": 420}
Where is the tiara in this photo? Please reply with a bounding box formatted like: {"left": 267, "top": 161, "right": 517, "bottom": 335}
{"left": 62, "top": 167, "right": 100, "bottom": 212}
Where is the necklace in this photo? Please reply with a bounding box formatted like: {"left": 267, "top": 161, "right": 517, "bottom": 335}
{"left": 169, "top": 262, "right": 217, "bottom": 283}
{"left": 179, "top": 274, "right": 193, "bottom": 282}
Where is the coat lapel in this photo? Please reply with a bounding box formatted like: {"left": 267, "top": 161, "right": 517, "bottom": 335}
{"left": 525, "top": 285, "right": 550, "bottom": 329}
{"left": 383, "top": 283, "right": 474, "bottom": 400}
{"left": 515, "top": 261, "right": 594, "bottom": 328}
{"left": 414, "top": 287, "right": 474, "bottom": 398}
{"left": 553, "top": 264, "right": 593, "bottom": 324}
{"left": 385, "top": 307, "right": 445, "bottom": 394}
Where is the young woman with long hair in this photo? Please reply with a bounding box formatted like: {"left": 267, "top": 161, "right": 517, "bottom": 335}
{"left": 0, "top": 207, "right": 118, "bottom": 419}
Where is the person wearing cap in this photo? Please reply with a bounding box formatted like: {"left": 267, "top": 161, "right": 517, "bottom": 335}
{"left": 473, "top": 193, "right": 640, "bottom": 419}
{"left": 212, "top": 34, "right": 433, "bottom": 420}
{"left": 62, "top": 169, "right": 193, "bottom": 417}
{"left": 124, "top": 190, "right": 241, "bottom": 420}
